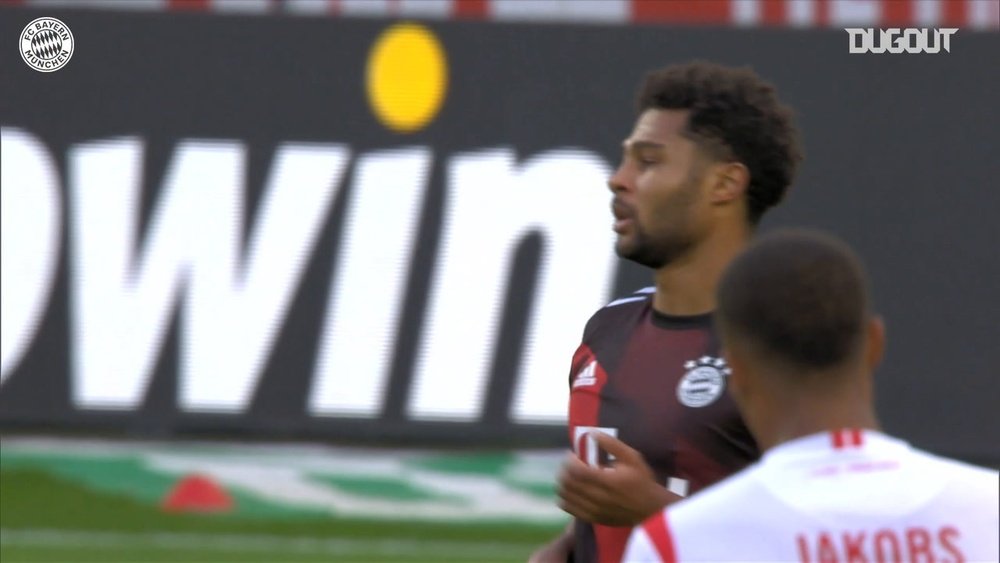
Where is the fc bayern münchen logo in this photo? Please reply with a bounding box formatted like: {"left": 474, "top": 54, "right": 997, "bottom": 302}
{"left": 676, "top": 356, "right": 730, "bottom": 408}
{"left": 20, "top": 17, "right": 75, "bottom": 73}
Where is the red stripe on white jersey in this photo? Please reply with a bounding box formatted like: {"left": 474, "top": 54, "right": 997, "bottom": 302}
{"left": 850, "top": 428, "right": 864, "bottom": 447}
{"left": 832, "top": 429, "right": 845, "bottom": 449}
{"left": 643, "top": 511, "right": 678, "bottom": 563}
{"left": 831, "top": 429, "right": 865, "bottom": 449}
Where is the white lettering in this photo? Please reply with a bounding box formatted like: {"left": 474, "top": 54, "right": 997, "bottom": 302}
{"left": 181, "top": 143, "right": 349, "bottom": 412}
{"left": 885, "top": 28, "right": 906, "bottom": 53}
{"left": 0, "top": 128, "right": 62, "bottom": 384}
{"left": 871, "top": 28, "right": 896, "bottom": 53}
{"left": 70, "top": 137, "right": 187, "bottom": 409}
{"left": 70, "top": 140, "right": 347, "bottom": 411}
{"left": 846, "top": 28, "right": 873, "bottom": 53}
{"left": 934, "top": 28, "right": 958, "bottom": 53}
{"left": 310, "top": 147, "right": 431, "bottom": 417}
{"left": 50, "top": 134, "right": 622, "bottom": 421}
{"left": 408, "top": 148, "right": 616, "bottom": 422}
{"left": 902, "top": 28, "right": 923, "bottom": 53}
{"left": 848, "top": 27, "right": 957, "bottom": 54}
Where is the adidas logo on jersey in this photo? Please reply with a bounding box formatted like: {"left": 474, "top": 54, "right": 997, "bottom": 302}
{"left": 572, "top": 361, "right": 598, "bottom": 388}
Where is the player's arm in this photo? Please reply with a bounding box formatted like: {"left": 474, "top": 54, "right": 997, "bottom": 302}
{"left": 558, "top": 432, "right": 683, "bottom": 526}
{"left": 526, "top": 520, "right": 574, "bottom": 563}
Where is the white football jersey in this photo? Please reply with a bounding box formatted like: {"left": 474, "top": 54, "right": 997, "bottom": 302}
{"left": 624, "top": 429, "right": 999, "bottom": 563}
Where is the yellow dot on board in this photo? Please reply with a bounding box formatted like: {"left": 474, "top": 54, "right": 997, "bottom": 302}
{"left": 366, "top": 23, "right": 448, "bottom": 134}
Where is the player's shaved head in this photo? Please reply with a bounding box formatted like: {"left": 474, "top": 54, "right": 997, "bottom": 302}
{"left": 716, "top": 229, "right": 870, "bottom": 372}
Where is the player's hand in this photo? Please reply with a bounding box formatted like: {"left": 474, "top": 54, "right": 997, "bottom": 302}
{"left": 557, "top": 432, "right": 678, "bottom": 526}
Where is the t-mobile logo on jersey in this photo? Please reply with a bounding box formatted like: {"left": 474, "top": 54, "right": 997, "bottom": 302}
{"left": 573, "top": 426, "right": 617, "bottom": 468}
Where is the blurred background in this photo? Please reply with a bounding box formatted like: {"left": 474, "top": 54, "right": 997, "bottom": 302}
{"left": 1, "top": 0, "right": 998, "bottom": 561}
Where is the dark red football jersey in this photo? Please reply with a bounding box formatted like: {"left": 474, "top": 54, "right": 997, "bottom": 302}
{"left": 567, "top": 287, "right": 759, "bottom": 563}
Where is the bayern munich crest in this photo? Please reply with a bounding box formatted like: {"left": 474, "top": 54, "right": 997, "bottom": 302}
{"left": 677, "top": 356, "right": 730, "bottom": 408}
{"left": 20, "top": 17, "right": 75, "bottom": 73}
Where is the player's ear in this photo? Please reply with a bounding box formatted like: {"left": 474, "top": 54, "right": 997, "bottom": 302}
{"left": 709, "top": 161, "right": 749, "bottom": 204}
{"left": 865, "top": 315, "right": 886, "bottom": 373}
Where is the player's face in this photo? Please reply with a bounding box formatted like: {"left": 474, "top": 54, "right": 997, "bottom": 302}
{"left": 608, "top": 109, "right": 713, "bottom": 269}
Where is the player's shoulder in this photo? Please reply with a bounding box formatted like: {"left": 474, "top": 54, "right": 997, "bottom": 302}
{"left": 589, "top": 286, "right": 654, "bottom": 321}
{"left": 647, "top": 467, "right": 768, "bottom": 558}
{"left": 668, "top": 465, "right": 763, "bottom": 525}
{"left": 581, "top": 286, "right": 653, "bottom": 340}
{"left": 914, "top": 448, "right": 1000, "bottom": 493}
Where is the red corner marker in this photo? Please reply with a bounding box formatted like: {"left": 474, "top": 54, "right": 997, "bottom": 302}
{"left": 161, "top": 474, "right": 234, "bottom": 513}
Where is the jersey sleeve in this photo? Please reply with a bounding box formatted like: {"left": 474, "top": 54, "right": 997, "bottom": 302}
{"left": 581, "top": 286, "right": 654, "bottom": 342}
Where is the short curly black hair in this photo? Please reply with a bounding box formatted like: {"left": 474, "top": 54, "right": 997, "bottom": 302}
{"left": 637, "top": 61, "right": 803, "bottom": 225}
{"left": 717, "top": 229, "right": 869, "bottom": 370}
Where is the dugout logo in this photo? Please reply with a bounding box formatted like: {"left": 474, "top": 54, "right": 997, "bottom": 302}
{"left": 20, "top": 18, "right": 74, "bottom": 72}
{"left": 677, "top": 356, "right": 730, "bottom": 408}
{"left": 846, "top": 28, "right": 957, "bottom": 54}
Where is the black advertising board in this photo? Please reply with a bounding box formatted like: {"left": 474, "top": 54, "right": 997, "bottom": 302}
{"left": 1, "top": 7, "right": 997, "bottom": 463}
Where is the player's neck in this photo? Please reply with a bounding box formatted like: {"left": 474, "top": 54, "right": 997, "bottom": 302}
{"left": 652, "top": 225, "right": 750, "bottom": 316}
{"left": 759, "top": 389, "right": 881, "bottom": 451}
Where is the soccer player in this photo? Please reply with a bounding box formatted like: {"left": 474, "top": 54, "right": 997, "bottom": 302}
{"left": 623, "top": 230, "right": 1000, "bottom": 562}
{"left": 528, "top": 61, "right": 803, "bottom": 563}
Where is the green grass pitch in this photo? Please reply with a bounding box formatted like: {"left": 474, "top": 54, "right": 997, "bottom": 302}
{"left": 1, "top": 469, "right": 564, "bottom": 562}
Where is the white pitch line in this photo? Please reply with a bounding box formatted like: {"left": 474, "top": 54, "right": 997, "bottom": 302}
{"left": 0, "top": 528, "right": 533, "bottom": 559}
